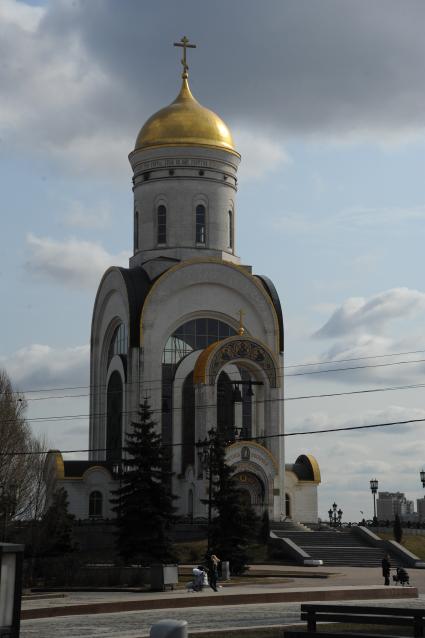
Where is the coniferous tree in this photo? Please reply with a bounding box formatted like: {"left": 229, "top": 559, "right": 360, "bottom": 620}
{"left": 208, "top": 430, "right": 258, "bottom": 575}
{"left": 393, "top": 513, "right": 403, "bottom": 544}
{"left": 259, "top": 508, "right": 270, "bottom": 545}
{"left": 111, "top": 399, "right": 177, "bottom": 565}
{"left": 39, "top": 487, "right": 75, "bottom": 556}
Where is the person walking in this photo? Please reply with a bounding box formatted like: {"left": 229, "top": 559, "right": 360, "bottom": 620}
{"left": 208, "top": 554, "right": 220, "bottom": 592}
{"left": 381, "top": 554, "right": 391, "bottom": 586}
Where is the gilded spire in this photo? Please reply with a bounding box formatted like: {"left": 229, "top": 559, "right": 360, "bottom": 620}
{"left": 173, "top": 36, "right": 196, "bottom": 79}
{"left": 238, "top": 309, "right": 246, "bottom": 336}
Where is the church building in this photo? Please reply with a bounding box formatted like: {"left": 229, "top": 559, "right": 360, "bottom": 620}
{"left": 45, "top": 39, "right": 320, "bottom": 526}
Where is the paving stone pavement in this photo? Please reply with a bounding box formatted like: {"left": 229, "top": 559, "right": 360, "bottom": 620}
{"left": 21, "top": 595, "right": 425, "bottom": 638}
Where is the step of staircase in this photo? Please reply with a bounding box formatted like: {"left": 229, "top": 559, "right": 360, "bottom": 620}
{"left": 271, "top": 520, "right": 312, "bottom": 532}
{"left": 270, "top": 528, "right": 403, "bottom": 567}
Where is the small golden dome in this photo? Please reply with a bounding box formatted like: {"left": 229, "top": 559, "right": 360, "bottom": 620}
{"left": 135, "top": 78, "right": 238, "bottom": 155}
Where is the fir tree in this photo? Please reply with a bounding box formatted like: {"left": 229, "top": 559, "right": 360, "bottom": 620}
{"left": 259, "top": 509, "right": 270, "bottom": 545}
{"left": 208, "top": 430, "right": 258, "bottom": 575}
{"left": 39, "top": 487, "right": 75, "bottom": 556}
{"left": 393, "top": 513, "right": 403, "bottom": 544}
{"left": 111, "top": 398, "right": 177, "bottom": 565}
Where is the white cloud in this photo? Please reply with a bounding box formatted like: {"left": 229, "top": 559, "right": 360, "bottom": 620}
{"left": 1, "top": 343, "right": 89, "bottom": 390}
{"left": 314, "top": 288, "right": 425, "bottom": 339}
{"left": 0, "top": 0, "right": 45, "bottom": 32}
{"left": 25, "top": 234, "right": 130, "bottom": 290}
{"left": 234, "top": 128, "right": 291, "bottom": 181}
{"left": 273, "top": 205, "right": 425, "bottom": 236}
{"left": 338, "top": 206, "right": 425, "bottom": 228}
{"left": 288, "top": 405, "right": 425, "bottom": 436}
{"left": 287, "top": 403, "right": 425, "bottom": 520}
{"left": 62, "top": 201, "right": 112, "bottom": 230}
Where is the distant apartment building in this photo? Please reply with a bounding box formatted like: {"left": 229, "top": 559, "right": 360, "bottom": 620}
{"left": 417, "top": 497, "right": 425, "bottom": 519}
{"left": 376, "top": 492, "right": 414, "bottom": 521}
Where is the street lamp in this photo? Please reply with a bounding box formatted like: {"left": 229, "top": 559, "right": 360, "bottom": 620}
{"left": 196, "top": 429, "right": 216, "bottom": 554}
{"left": 420, "top": 469, "right": 425, "bottom": 488}
{"left": 370, "top": 478, "right": 379, "bottom": 523}
{"left": 328, "top": 502, "right": 343, "bottom": 527}
{"left": 0, "top": 484, "right": 18, "bottom": 543}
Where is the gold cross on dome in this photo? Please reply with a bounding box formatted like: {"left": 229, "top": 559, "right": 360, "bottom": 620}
{"left": 238, "top": 309, "right": 245, "bottom": 336}
{"left": 174, "top": 36, "right": 196, "bottom": 78}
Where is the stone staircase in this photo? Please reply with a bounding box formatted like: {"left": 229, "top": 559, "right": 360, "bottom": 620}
{"left": 271, "top": 528, "right": 402, "bottom": 567}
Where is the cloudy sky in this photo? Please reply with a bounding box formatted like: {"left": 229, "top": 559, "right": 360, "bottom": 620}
{"left": 1, "top": 0, "right": 425, "bottom": 521}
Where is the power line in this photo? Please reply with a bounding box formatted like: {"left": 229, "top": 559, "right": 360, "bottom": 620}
{"left": 286, "top": 357, "right": 425, "bottom": 377}
{"left": 285, "top": 347, "right": 425, "bottom": 369}
{"left": 4, "top": 347, "right": 425, "bottom": 397}
{"left": 19, "top": 379, "right": 425, "bottom": 404}
{"left": 2, "top": 416, "right": 425, "bottom": 456}
{"left": 2, "top": 380, "right": 425, "bottom": 425}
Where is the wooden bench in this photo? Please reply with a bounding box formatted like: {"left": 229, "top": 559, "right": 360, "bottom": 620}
{"left": 286, "top": 603, "right": 425, "bottom": 637}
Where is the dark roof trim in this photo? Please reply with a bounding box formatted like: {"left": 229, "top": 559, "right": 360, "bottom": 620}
{"left": 63, "top": 460, "right": 112, "bottom": 478}
{"left": 255, "top": 275, "right": 284, "bottom": 352}
{"left": 117, "top": 266, "right": 152, "bottom": 347}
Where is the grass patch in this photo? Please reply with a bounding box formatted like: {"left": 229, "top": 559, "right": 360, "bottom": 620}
{"left": 378, "top": 532, "right": 425, "bottom": 560}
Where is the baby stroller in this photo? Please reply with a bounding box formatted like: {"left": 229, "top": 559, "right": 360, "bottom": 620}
{"left": 392, "top": 567, "right": 410, "bottom": 586}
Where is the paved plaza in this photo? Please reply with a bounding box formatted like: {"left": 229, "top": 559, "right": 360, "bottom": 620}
{"left": 21, "top": 565, "right": 425, "bottom": 638}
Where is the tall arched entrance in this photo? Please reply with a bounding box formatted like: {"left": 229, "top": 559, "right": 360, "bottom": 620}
{"left": 234, "top": 471, "right": 265, "bottom": 514}
{"left": 106, "top": 371, "right": 123, "bottom": 461}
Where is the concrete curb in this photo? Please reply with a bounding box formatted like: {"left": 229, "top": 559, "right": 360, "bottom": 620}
{"left": 22, "top": 586, "right": 418, "bottom": 620}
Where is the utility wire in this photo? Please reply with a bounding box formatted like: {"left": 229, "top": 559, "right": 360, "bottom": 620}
{"left": 4, "top": 347, "right": 425, "bottom": 397}
{"left": 19, "top": 380, "right": 425, "bottom": 403}
{"left": 2, "top": 381, "right": 425, "bottom": 425}
{"left": 2, "top": 416, "right": 425, "bottom": 456}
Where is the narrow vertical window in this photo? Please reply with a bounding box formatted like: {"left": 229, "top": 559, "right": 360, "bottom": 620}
{"left": 228, "top": 210, "right": 233, "bottom": 249}
{"left": 157, "top": 205, "right": 166, "bottom": 244}
{"left": 134, "top": 210, "right": 139, "bottom": 251}
{"left": 89, "top": 491, "right": 103, "bottom": 517}
{"left": 196, "top": 204, "right": 206, "bottom": 244}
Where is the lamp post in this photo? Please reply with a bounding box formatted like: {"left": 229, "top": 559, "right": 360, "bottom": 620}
{"left": 328, "top": 502, "right": 343, "bottom": 527}
{"left": 196, "top": 429, "right": 216, "bottom": 554}
{"left": 0, "top": 484, "right": 18, "bottom": 543}
{"left": 370, "top": 478, "right": 379, "bottom": 523}
{"left": 420, "top": 469, "right": 425, "bottom": 488}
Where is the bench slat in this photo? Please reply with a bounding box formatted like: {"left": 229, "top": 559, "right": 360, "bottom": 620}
{"left": 300, "top": 603, "right": 425, "bottom": 617}
{"left": 301, "top": 612, "right": 419, "bottom": 625}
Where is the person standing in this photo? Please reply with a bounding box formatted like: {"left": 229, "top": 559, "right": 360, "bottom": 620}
{"left": 208, "top": 554, "right": 220, "bottom": 592}
{"left": 382, "top": 554, "right": 391, "bottom": 586}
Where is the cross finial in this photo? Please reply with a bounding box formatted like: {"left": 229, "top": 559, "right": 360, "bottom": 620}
{"left": 238, "top": 309, "right": 245, "bottom": 336}
{"left": 174, "top": 36, "right": 196, "bottom": 79}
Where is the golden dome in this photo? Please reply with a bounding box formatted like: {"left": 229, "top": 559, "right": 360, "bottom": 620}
{"left": 135, "top": 78, "right": 238, "bottom": 155}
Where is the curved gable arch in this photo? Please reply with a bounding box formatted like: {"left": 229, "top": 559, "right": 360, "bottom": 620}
{"left": 140, "top": 258, "right": 282, "bottom": 353}
{"left": 194, "top": 335, "right": 280, "bottom": 387}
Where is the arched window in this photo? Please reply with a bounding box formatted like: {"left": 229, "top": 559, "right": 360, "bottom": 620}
{"left": 217, "top": 371, "right": 234, "bottom": 438}
{"left": 195, "top": 204, "right": 206, "bottom": 244}
{"left": 106, "top": 371, "right": 123, "bottom": 461}
{"left": 134, "top": 210, "right": 139, "bottom": 251}
{"left": 157, "top": 205, "right": 166, "bottom": 244}
{"left": 89, "top": 491, "right": 103, "bottom": 518}
{"left": 228, "top": 210, "right": 233, "bottom": 249}
{"left": 285, "top": 493, "right": 291, "bottom": 518}
{"left": 163, "top": 318, "right": 236, "bottom": 365}
{"left": 188, "top": 489, "right": 194, "bottom": 520}
{"left": 182, "top": 372, "right": 195, "bottom": 471}
{"left": 161, "top": 318, "right": 236, "bottom": 451}
{"left": 107, "top": 323, "right": 127, "bottom": 367}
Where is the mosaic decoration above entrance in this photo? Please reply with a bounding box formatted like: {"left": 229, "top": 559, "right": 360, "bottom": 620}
{"left": 209, "top": 337, "right": 278, "bottom": 387}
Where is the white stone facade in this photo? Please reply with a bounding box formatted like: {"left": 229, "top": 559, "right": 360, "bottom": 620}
{"left": 45, "top": 69, "right": 320, "bottom": 526}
